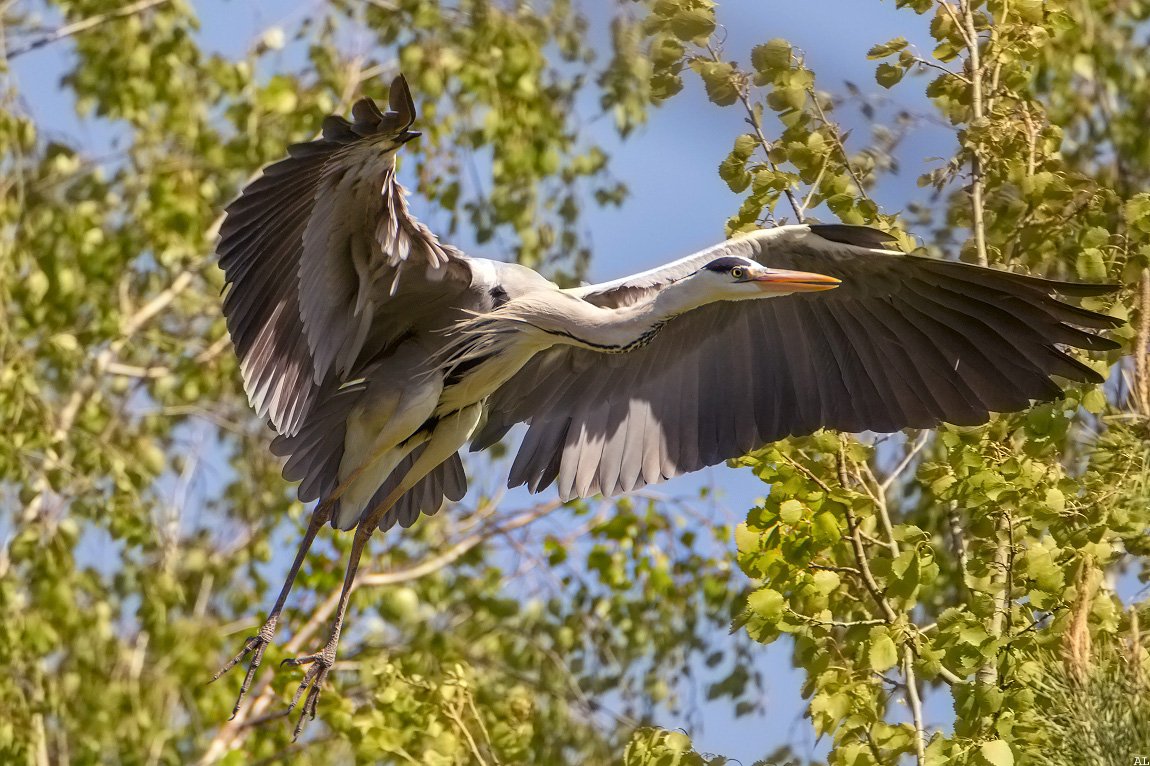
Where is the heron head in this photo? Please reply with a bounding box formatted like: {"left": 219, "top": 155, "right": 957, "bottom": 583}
{"left": 698, "top": 256, "right": 841, "bottom": 298}
{"left": 321, "top": 74, "right": 422, "bottom": 149}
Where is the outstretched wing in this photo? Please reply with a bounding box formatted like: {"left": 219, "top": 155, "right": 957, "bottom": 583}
{"left": 217, "top": 75, "right": 469, "bottom": 436}
{"left": 478, "top": 225, "right": 1122, "bottom": 500}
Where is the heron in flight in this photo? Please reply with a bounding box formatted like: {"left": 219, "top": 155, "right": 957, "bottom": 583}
{"left": 212, "top": 75, "right": 1119, "bottom": 733}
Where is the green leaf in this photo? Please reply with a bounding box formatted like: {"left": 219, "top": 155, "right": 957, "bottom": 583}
{"left": 732, "top": 133, "right": 757, "bottom": 159}
{"left": 650, "top": 72, "right": 684, "bottom": 101}
{"left": 650, "top": 35, "right": 685, "bottom": 69}
{"left": 867, "top": 37, "right": 909, "bottom": 59}
{"left": 750, "top": 39, "right": 792, "bottom": 75}
{"left": 1124, "top": 193, "right": 1150, "bottom": 233}
{"left": 1081, "top": 387, "right": 1107, "bottom": 414}
{"left": 733, "top": 522, "right": 759, "bottom": 553}
{"left": 669, "top": 8, "right": 715, "bottom": 43}
{"left": 812, "top": 570, "right": 840, "bottom": 594}
{"left": 1080, "top": 226, "right": 1110, "bottom": 249}
{"left": 811, "top": 511, "right": 841, "bottom": 547}
{"left": 875, "top": 63, "right": 905, "bottom": 89}
{"left": 1075, "top": 248, "right": 1107, "bottom": 280}
{"left": 747, "top": 588, "right": 785, "bottom": 623}
{"left": 869, "top": 631, "right": 899, "bottom": 672}
{"left": 809, "top": 690, "right": 851, "bottom": 736}
{"left": 1013, "top": 0, "right": 1043, "bottom": 23}
{"left": 260, "top": 75, "right": 299, "bottom": 114}
{"left": 698, "top": 61, "right": 739, "bottom": 106}
{"left": 978, "top": 740, "right": 1014, "bottom": 766}
{"left": 719, "top": 155, "right": 751, "bottom": 192}
{"left": 778, "top": 499, "right": 803, "bottom": 524}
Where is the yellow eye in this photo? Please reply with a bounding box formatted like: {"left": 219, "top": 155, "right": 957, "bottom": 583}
{"left": 731, "top": 267, "right": 745, "bottom": 280}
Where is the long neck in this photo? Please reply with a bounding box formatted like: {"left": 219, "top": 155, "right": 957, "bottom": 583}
{"left": 512, "top": 278, "right": 714, "bottom": 353}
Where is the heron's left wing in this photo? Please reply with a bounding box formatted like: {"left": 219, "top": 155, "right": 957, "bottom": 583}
{"left": 218, "top": 75, "right": 468, "bottom": 436}
{"left": 479, "top": 225, "right": 1122, "bottom": 500}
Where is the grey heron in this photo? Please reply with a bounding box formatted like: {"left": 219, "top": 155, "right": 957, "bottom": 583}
{"left": 212, "top": 75, "right": 1121, "bottom": 733}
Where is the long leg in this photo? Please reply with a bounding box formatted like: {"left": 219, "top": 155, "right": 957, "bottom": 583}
{"left": 208, "top": 430, "right": 432, "bottom": 717}
{"left": 281, "top": 405, "right": 483, "bottom": 738}
{"left": 210, "top": 499, "right": 333, "bottom": 717}
{"left": 281, "top": 518, "right": 377, "bottom": 740}
{"left": 285, "top": 404, "right": 487, "bottom": 736}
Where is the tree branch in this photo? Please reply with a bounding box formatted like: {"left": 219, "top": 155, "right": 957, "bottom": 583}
{"left": 704, "top": 43, "right": 806, "bottom": 223}
{"left": 977, "top": 511, "right": 1012, "bottom": 687}
{"left": 6, "top": 0, "right": 172, "bottom": 59}
{"left": 958, "top": 0, "right": 989, "bottom": 266}
{"left": 841, "top": 502, "right": 899, "bottom": 625}
{"left": 903, "top": 647, "right": 927, "bottom": 764}
{"left": 197, "top": 500, "right": 562, "bottom": 764}
{"left": 1135, "top": 267, "right": 1150, "bottom": 415}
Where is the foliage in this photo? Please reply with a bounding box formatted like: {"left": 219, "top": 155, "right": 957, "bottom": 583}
{"left": 0, "top": 1, "right": 750, "bottom": 763}
{"left": 4, "top": 0, "right": 1150, "bottom": 764}
{"left": 630, "top": 0, "right": 1150, "bottom": 764}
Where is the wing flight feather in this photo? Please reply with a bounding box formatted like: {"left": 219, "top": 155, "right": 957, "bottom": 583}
{"left": 484, "top": 225, "right": 1121, "bottom": 498}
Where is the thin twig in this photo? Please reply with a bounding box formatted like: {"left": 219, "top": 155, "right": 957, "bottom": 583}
{"left": 947, "top": 502, "right": 970, "bottom": 590}
{"left": 903, "top": 648, "right": 927, "bottom": 764}
{"left": 958, "top": 0, "right": 989, "bottom": 266}
{"left": 807, "top": 89, "right": 870, "bottom": 202}
{"left": 788, "top": 610, "right": 886, "bottom": 629}
{"left": 704, "top": 43, "right": 806, "bottom": 223}
{"left": 780, "top": 454, "right": 832, "bottom": 494}
{"left": 7, "top": 0, "right": 171, "bottom": 59}
{"left": 879, "top": 431, "right": 930, "bottom": 494}
{"left": 913, "top": 56, "right": 971, "bottom": 84}
{"left": 809, "top": 563, "right": 861, "bottom": 576}
{"left": 357, "top": 502, "right": 559, "bottom": 588}
{"left": 197, "top": 501, "right": 561, "bottom": 764}
{"left": 799, "top": 154, "right": 830, "bottom": 219}
{"left": 444, "top": 704, "right": 490, "bottom": 766}
{"left": 938, "top": 1, "right": 973, "bottom": 48}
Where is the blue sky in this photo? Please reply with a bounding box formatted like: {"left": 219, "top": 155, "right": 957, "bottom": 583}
{"left": 9, "top": 0, "right": 985, "bottom": 761}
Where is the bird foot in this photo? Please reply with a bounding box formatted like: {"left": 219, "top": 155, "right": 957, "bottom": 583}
{"left": 210, "top": 615, "right": 279, "bottom": 719}
{"left": 282, "top": 639, "right": 338, "bottom": 741}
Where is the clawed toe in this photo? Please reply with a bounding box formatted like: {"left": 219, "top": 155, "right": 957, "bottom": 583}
{"left": 284, "top": 647, "right": 335, "bottom": 740}
{"left": 210, "top": 616, "right": 279, "bottom": 718}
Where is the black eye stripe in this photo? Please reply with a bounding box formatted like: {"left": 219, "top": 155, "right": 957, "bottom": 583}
{"left": 703, "top": 256, "right": 753, "bottom": 273}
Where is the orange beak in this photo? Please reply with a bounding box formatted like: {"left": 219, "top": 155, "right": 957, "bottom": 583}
{"left": 749, "top": 266, "right": 842, "bottom": 293}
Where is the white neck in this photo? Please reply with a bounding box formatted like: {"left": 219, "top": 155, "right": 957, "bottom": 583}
{"left": 507, "top": 277, "right": 719, "bottom": 353}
